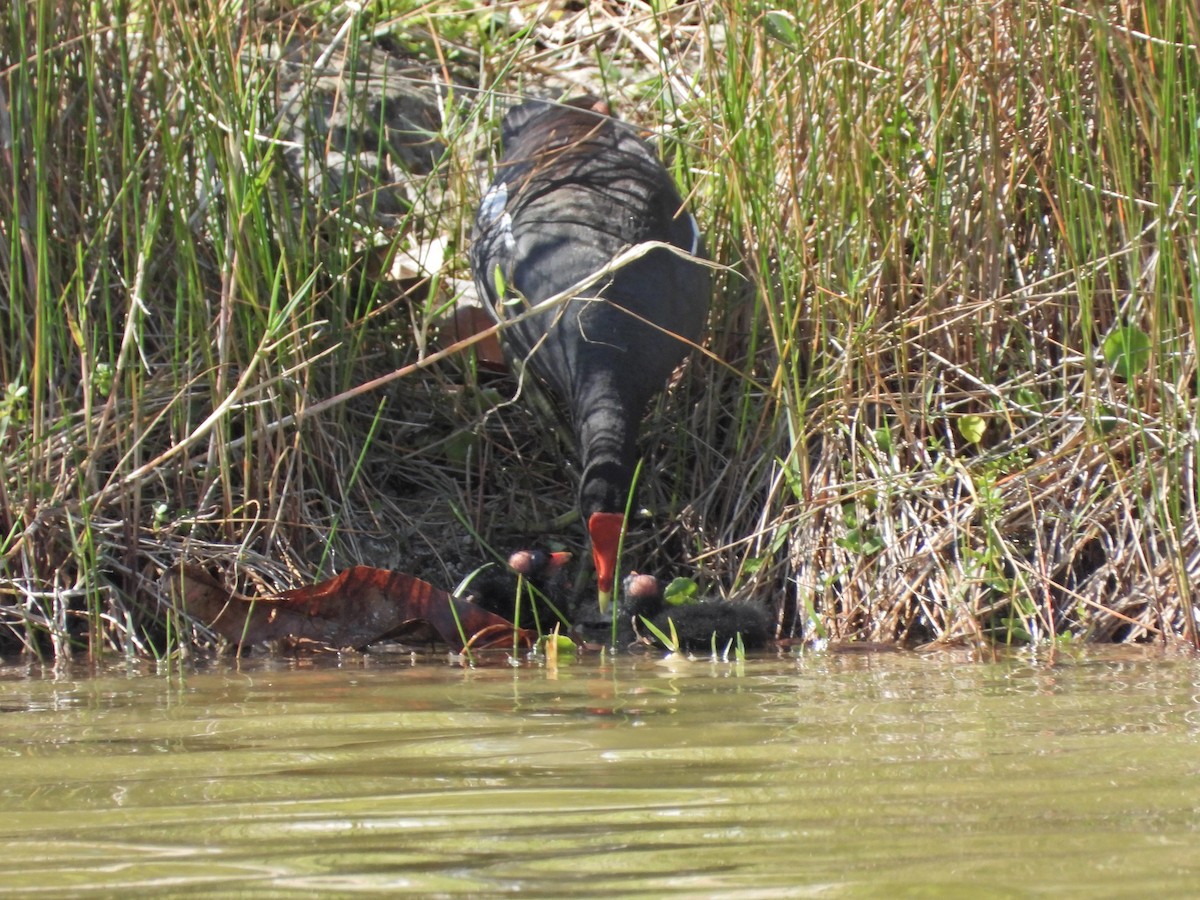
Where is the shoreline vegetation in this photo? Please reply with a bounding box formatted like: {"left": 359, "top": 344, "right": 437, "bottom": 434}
{"left": 1, "top": 0, "right": 1198, "bottom": 661}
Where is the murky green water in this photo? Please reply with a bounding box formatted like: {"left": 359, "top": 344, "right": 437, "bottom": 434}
{"left": 1, "top": 648, "right": 1198, "bottom": 897}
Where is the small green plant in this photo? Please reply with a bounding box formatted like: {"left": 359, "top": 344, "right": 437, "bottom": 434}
{"left": 803, "top": 596, "right": 827, "bottom": 642}
{"left": 837, "top": 506, "right": 885, "bottom": 557}
{"left": 0, "top": 382, "right": 28, "bottom": 443}
{"left": 639, "top": 615, "right": 681, "bottom": 654}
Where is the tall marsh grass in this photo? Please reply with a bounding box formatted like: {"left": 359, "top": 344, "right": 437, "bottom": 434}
{"left": 0, "top": 0, "right": 1196, "bottom": 658}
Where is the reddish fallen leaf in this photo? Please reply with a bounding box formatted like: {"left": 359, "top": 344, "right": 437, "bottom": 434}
{"left": 165, "top": 564, "right": 534, "bottom": 653}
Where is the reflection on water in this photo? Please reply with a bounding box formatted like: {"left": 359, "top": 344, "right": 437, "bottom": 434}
{"left": 1, "top": 648, "right": 1199, "bottom": 896}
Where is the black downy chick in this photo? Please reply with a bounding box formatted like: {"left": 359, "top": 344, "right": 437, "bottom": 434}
{"left": 575, "top": 573, "right": 772, "bottom": 652}
{"left": 460, "top": 549, "right": 573, "bottom": 631}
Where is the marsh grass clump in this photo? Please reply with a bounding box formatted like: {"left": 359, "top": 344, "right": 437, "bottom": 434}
{"left": 0, "top": 0, "right": 1197, "bottom": 660}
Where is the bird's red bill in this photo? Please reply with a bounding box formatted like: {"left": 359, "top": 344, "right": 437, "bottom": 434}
{"left": 588, "top": 511, "right": 625, "bottom": 605}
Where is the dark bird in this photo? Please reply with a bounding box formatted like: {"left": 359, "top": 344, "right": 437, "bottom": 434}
{"left": 575, "top": 573, "right": 773, "bottom": 653}
{"left": 459, "top": 548, "right": 573, "bottom": 631}
{"left": 470, "top": 96, "right": 710, "bottom": 611}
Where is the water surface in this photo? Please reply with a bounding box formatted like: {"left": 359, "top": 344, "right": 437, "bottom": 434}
{"left": 1, "top": 648, "right": 1198, "bottom": 896}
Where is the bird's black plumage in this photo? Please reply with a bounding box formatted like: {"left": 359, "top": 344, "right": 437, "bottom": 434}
{"left": 470, "top": 96, "right": 710, "bottom": 607}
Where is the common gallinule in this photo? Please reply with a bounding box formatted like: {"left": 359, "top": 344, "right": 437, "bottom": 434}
{"left": 459, "top": 548, "right": 573, "bottom": 630}
{"left": 575, "top": 573, "right": 772, "bottom": 652}
{"left": 471, "top": 96, "right": 710, "bottom": 611}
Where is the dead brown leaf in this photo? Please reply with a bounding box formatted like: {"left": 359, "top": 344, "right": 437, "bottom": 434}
{"left": 165, "top": 564, "right": 534, "bottom": 653}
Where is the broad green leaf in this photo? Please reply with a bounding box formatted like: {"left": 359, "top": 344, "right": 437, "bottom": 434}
{"left": 959, "top": 414, "right": 987, "bottom": 444}
{"left": 538, "top": 633, "right": 576, "bottom": 657}
{"left": 874, "top": 423, "right": 893, "bottom": 455}
{"left": 1103, "top": 325, "right": 1152, "bottom": 379}
{"left": 663, "top": 577, "right": 699, "bottom": 606}
{"left": 764, "top": 10, "right": 799, "bottom": 47}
